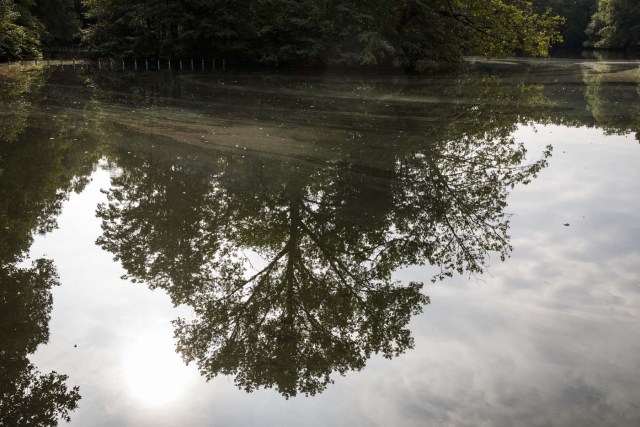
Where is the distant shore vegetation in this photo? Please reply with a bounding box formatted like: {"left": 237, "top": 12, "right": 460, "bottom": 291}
{"left": 0, "top": 1, "right": 639, "bottom": 69}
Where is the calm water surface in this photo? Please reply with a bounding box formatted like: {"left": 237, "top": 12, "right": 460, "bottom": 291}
{"left": 1, "top": 58, "right": 640, "bottom": 426}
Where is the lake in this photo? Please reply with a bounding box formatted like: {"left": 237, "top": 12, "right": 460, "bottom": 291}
{"left": 1, "top": 58, "right": 639, "bottom": 426}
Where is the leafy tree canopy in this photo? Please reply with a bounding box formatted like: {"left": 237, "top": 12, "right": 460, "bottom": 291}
{"left": 586, "top": 0, "right": 640, "bottom": 49}
{"left": 81, "top": 0, "right": 563, "bottom": 69}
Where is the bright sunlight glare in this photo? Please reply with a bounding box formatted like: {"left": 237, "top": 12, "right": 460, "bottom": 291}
{"left": 121, "top": 333, "right": 196, "bottom": 408}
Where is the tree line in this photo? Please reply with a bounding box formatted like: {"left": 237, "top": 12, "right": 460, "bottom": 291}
{"left": 1, "top": 1, "right": 639, "bottom": 66}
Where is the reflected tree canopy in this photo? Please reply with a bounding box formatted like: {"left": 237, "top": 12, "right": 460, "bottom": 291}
{"left": 0, "top": 261, "right": 80, "bottom": 427}
{"left": 0, "top": 70, "right": 92, "bottom": 425}
{"left": 582, "top": 63, "right": 640, "bottom": 141}
{"left": 95, "top": 73, "right": 553, "bottom": 396}
{"left": 2, "top": 61, "right": 639, "bottom": 402}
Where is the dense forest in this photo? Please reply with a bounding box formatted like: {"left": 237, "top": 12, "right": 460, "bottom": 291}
{"left": 1, "top": 0, "right": 639, "bottom": 67}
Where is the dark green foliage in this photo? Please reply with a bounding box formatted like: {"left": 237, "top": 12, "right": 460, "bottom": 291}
{"left": 2, "top": 0, "right": 639, "bottom": 64}
{"left": 586, "top": 0, "right": 640, "bottom": 49}
{"left": 0, "top": 0, "right": 82, "bottom": 59}
{"left": 32, "top": 0, "right": 80, "bottom": 46}
{"left": 0, "top": 69, "right": 105, "bottom": 425}
{"left": 533, "top": 0, "right": 597, "bottom": 47}
{"left": 80, "top": 0, "right": 562, "bottom": 69}
{"left": 0, "top": 261, "right": 81, "bottom": 427}
{"left": 0, "top": 0, "right": 41, "bottom": 59}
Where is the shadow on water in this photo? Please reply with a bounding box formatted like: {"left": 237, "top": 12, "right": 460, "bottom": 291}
{"left": 0, "top": 58, "right": 639, "bottom": 413}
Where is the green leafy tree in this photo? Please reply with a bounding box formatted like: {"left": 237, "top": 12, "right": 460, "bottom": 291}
{"left": 532, "top": 0, "right": 597, "bottom": 47}
{"left": 0, "top": 0, "right": 40, "bottom": 59}
{"left": 1, "top": 0, "right": 83, "bottom": 59}
{"left": 586, "top": 0, "right": 640, "bottom": 49}
{"left": 81, "top": 0, "right": 563, "bottom": 68}
{"left": 32, "top": 0, "right": 81, "bottom": 46}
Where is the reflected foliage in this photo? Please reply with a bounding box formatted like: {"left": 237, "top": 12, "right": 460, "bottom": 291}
{"left": 3, "top": 62, "right": 638, "bottom": 402}
{"left": 0, "top": 69, "right": 100, "bottom": 263}
{"left": 0, "top": 71, "right": 95, "bottom": 425}
{"left": 582, "top": 63, "right": 640, "bottom": 140}
{"left": 95, "top": 74, "right": 553, "bottom": 397}
{"left": 0, "top": 260, "right": 80, "bottom": 427}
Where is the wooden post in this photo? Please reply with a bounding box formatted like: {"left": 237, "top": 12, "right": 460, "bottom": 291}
{"left": 47, "top": 58, "right": 50, "bottom": 66}
{"left": 201, "top": 59, "right": 204, "bottom": 71}
{"left": 146, "top": 59, "right": 149, "bottom": 70}
{"left": 98, "top": 59, "right": 101, "bottom": 70}
{"left": 168, "top": 59, "right": 171, "bottom": 70}
{"left": 157, "top": 59, "right": 160, "bottom": 70}
{"left": 191, "top": 59, "right": 194, "bottom": 71}
{"left": 180, "top": 60, "right": 183, "bottom": 70}
{"left": 60, "top": 59, "right": 63, "bottom": 70}
{"left": 122, "top": 59, "right": 125, "bottom": 70}
{"left": 8, "top": 58, "right": 11, "bottom": 67}
{"left": 110, "top": 59, "right": 113, "bottom": 70}
{"left": 34, "top": 59, "right": 37, "bottom": 66}
{"left": 134, "top": 59, "right": 138, "bottom": 70}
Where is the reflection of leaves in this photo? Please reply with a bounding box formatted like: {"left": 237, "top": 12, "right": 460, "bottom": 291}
{"left": 582, "top": 64, "right": 640, "bottom": 135}
{"left": 97, "top": 106, "right": 550, "bottom": 396}
{"left": 0, "top": 363, "right": 80, "bottom": 427}
{"left": 0, "top": 70, "right": 95, "bottom": 425}
{"left": 0, "top": 69, "right": 47, "bottom": 147}
{"left": 0, "top": 70, "right": 102, "bottom": 264}
{"left": 91, "top": 71, "right": 557, "bottom": 397}
{"left": 390, "top": 136, "right": 552, "bottom": 279}
{"left": 0, "top": 260, "right": 57, "bottom": 356}
{"left": 0, "top": 261, "right": 81, "bottom": 427}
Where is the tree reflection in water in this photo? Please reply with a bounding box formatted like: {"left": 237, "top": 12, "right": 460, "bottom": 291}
{"left": 0, "top": 261, "right": 80, "bottom": 426}
{"left": 0, "top": 69, "right": 94, "bottom": 425}
{"left": 96, "top": 96, "right": 551, "bottom": 396}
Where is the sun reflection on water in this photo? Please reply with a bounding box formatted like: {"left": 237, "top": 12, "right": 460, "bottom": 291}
{"left": 121, "top": 333, "right": 196, "bottom": 407}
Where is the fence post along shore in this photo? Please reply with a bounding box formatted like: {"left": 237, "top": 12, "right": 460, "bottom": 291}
{"left": 5, "top": 56, "right": 227, "bottom": 73}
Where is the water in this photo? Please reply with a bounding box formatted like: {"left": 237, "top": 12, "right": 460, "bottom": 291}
{"left": 1, "top": 58, "right": 639, "bottom": 426}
